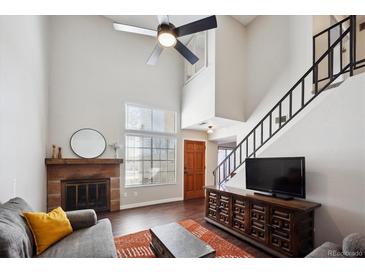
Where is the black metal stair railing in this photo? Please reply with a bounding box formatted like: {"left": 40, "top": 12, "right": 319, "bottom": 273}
{"left": 213, "top": 15, "right": 360, "bottom": 186}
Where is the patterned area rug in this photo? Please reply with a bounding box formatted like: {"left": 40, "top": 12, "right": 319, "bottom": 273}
{"left": 114, "top": 219, "right": 254, "bottom": 258}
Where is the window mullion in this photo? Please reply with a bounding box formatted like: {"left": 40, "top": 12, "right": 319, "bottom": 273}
{"left": 150, "top": 137, "right": 153, "bottom": 184}
{"left": 151, "top": 108, "right": 154, "bottom": 133}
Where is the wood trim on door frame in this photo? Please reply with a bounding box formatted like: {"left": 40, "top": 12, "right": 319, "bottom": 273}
{"left": 183, "top": 139, "right": 207, "bottom": 200}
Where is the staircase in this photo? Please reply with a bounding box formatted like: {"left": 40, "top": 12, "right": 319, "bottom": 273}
{"left": 214, "top": 15, "right": 365, "bottom": 186}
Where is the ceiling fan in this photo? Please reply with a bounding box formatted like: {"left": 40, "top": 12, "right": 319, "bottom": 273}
{"left": 113, "top": 15, "right": 217, "bottom": 65}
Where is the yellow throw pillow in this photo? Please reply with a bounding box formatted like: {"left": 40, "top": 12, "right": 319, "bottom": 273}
{"left": 23, "top": 207, "right": 73, "bottom": 255}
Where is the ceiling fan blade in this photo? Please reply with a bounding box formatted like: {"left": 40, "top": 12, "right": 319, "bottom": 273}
{"left": 174, "top": 40, "right": 199, "bottom": 65}
{"left": 113, "top": 23, "right": 157, "bottom": 37}
{"left": 174, "top": 15, "right": 217, "bottom": 37}
{"left": 157, "top": 15, "right": 170, "bottom": 25}
{"left": 147, "top": 43, "right": 164, "bottom": 66}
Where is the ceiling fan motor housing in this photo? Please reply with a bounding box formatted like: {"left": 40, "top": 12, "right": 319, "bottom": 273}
{"left": 157, "top": 23, "right": 177, "bottom": 47}
{"left": 158, "top": 23, "right": 176, "bottom": 35}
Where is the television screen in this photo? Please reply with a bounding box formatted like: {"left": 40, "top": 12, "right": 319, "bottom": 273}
{"left": 245, "top": 157, "right": 305, "bottom": 198}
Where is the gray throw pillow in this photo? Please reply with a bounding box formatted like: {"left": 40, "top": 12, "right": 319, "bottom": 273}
{"left": 0, "top": 197, "right": 35, "bottom": 258}
{"left": 342, "top": 233, "right": 365, "bottom": 257}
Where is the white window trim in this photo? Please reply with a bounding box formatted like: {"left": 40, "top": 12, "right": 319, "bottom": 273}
{"left": 124, "top": 131, "right": 177, "bottom": 188}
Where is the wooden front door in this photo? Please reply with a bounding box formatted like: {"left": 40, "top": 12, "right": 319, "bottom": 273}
{"left": 184, "top": 140, "right": 206, "bottom": 200}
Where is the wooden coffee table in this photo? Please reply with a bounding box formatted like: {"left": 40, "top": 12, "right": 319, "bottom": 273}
{"left": 149, "top": 222, "right": 216, "bottom": 258}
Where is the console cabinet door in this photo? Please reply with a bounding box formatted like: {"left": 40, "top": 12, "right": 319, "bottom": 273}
{"left": 217, "top": 193, "right": 231, "bottom": 226}
{"left": 269, "top": 207, "right": 293, "bottom": 255}
{"left": 206, "top": 191, "right": 218, "bottom": 221}
{"left": 232, "top": 195, "right": 248, "bottom": 233}
{"left": 249, "top": 201, "right": 269, "bottom": 243}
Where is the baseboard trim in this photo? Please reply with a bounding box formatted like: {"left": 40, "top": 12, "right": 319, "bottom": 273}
{"left": 120, "top": 197, "right": 183, "bottom": 210}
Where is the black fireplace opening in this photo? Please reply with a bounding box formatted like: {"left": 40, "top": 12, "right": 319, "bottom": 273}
{"left": 62, "top": 179, "right": 110, "bottom": 212}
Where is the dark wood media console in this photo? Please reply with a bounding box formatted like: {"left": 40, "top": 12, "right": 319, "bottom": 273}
{"left": 205, "top": 185, "right": 321, "bottom": 257}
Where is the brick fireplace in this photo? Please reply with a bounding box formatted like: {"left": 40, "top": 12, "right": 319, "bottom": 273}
{"left": 45, "top": 158, "right": 123, "bottom": 212}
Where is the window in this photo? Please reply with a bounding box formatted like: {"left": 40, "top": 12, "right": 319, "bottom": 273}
{"left": 125, "top": 104, "right": 177, "bottom": 187}
{"left": 218, "top": 144, "right": 236, "bottom": 177}
{"left": 218, "top": 146, "right": 234, "bottom": 165}
{"left": 184, "top": 31, "right": 207, "bottom": 83}
{"left": 126, "top": 104, "right": 176, "bottom": 134}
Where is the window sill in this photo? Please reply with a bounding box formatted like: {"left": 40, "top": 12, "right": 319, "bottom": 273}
{"left": 124, "top": 182, "right": 177, "bottom": 189}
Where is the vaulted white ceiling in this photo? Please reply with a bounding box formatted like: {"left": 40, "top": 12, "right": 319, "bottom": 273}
{"left": 103, "top": 15, "right": 256, "bottom": 45}
{"left": 231, "top": 15, "right": 256, "bottom": 26}
{"left": 104, "top": 15, "right": 256, "bottom": 30}
{"left": 104, "top": 15, "right": 208, "bottom": 30}
{"left": 103, "top": 15, "right": 212, "bottom": 44}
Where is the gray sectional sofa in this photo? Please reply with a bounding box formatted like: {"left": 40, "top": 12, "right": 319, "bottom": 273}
{"left": 306, "top": 233, "right": 365, "bottom": 258}
{"left": 0, "top": 197, "right": 117, "bottom": 258}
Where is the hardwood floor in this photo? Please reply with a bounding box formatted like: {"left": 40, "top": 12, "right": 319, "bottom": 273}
{"left": 98, "top": 198, "right": 271, "bottom": 257}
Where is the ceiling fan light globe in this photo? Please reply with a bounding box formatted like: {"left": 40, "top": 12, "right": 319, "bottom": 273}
{"left": 158, "top": 32, "right": 177, "bottom": 48}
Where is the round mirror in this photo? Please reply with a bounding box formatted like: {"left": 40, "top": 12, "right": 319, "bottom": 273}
{"left": 70, "top": 128, "right": 106, "bottom": 158}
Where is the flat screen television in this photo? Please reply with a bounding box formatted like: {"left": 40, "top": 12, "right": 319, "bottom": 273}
{"left": 245, "top": 157, "right": 305, "bottom": 199}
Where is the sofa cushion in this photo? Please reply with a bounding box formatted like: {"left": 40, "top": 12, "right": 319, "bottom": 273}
{"left": 37, "top": 218, "right": 117, "bottom": 258}
{"left": 0, "top": 198, "right": 35, "bottom": 257}
{"left": 343, "top": 233, "right": 365, "bottom": 257}
{"left": 23, "top": 207, "right": 73, "bottom": 255}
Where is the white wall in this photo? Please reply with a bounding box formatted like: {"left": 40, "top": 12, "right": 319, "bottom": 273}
{"left": 181, "top": 29, "right": 216, "bottom": 129}
{"left": 210, "top": 16, "right": 313, "bottom": 143}
{"left": 48, "top": 15, "right": 183, "bottom": 159}
{"left": 0, "top": 16, "right": 49, "bottom": 210}
{"left": 215, "top": 16, "right": 246, "bottom": 122}
{"left": 260, "top": 74, "right": 365, "bottom": 246}
{"left": 244, "top": 16, "right": 313, "bottom": 121}
{"left": 181, "top": 15, "right": 247, "bottom": 129}
{"left": 244, "top": 16, "right": 289, "bottom": 119}
{"left": 48, "top": 16, "right": 217, "bottom": 207}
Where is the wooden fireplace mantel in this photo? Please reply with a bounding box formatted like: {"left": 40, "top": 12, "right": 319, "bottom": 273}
{"left": 45, "top": 158, "right": 123, "bottom": 165}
